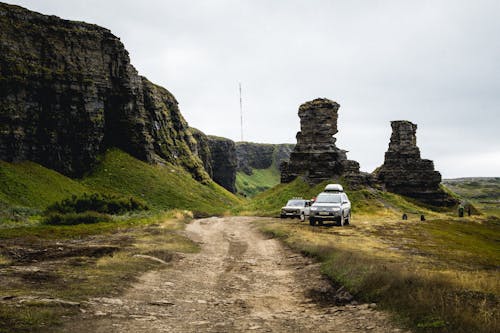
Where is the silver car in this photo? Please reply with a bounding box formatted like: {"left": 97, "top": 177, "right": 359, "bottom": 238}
{"left": 280, "top": 199, "right": 311, "bottom": 221}
{"left": 309, "top": 191, "right": 351, "bottom": 226}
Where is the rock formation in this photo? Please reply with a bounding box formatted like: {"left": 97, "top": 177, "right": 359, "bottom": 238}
{"left": 190, "top": 128, "right": 214, "bottom": 179}
{"left": 280, "top": 98, "right": 364, "bottom": 184}
{"left": 207, "top": 137, "right": 237, "bottom": 193}
{"left": 236, "top": 142, "right": 294, "bottom": 175}
{"left": 0, "top": 3, "right": 208, "bottom": 181}
{"left": 375, "top": 121, "right": 457, "bottom": 206}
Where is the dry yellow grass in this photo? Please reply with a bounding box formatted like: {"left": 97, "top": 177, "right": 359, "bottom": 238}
{"left": 256, "top": 212, "right": 499, "bottom": 333}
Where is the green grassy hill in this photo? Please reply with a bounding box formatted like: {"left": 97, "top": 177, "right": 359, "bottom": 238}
{"left": 82, "top": 149, "right": 240, "bottom": 214}
{"left": 235, "top": 167, "right": 280, "bottom": 197}
{"left": 0, "top": 149, "right": 240, "bottom": 222}
{"left": 443, "top": 177, "right": 500, "bottom": 217}
{"left": 235, "top": 177, "right": 439, "bottom": 218}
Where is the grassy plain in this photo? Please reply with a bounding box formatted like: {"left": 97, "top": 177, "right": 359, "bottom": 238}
{"left": 248, "top": 178, "right": 499, "bottom": 333}
{"left": 443, "top": 177, "right": 500, "bottom": 217}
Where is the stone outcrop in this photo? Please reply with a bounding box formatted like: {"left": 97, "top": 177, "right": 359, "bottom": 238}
{"left": 280, "top": 98, "right": 365, "bottom": 184}
{"left": 207, "top": 137, "right": 237, "bottom": 193}
{"left": 0, "top": 3, "right": 208, "bottom": 181}
{"left": 190, "top": 128, "right": 213, "bottom": 179}
{"left": 236, "top": 142, "right": 294, "bottom": 175}
{"left": 374, "top": 121, "right": 457, "bottom": 206}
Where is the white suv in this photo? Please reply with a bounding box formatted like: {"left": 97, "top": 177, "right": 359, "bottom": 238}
{"left": 309, "top": 187, "right": 351, "bottom": 226}
{"left": 280, "top": 198, "right": 311, "bottom": 221}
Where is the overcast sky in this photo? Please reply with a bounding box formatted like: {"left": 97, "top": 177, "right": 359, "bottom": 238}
{"left": 5, "top": 0, "right": 500, "bottom": 177}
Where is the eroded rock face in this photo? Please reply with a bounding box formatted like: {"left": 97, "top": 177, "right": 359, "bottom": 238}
{"left": 236, "top": 142, "right": 294, "bottom": 175}
{"left": 0, "top": 3, "right": 208, "bottom": 181}
{"left": 190, "top": 128, "right": 214, "bottom": 179}
{"left": 207, "top": 137, "right": 237, "bottom": 193}
{"left": 280, "top": 98, "right": 363, "bottom": 184}
{"left": 375, "top": 121, "right": 457, "bottom": 206}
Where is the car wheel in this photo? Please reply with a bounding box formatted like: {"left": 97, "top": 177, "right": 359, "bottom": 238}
{"left": 300, "top": 213, "right": 305, "bottom": 222}
{"left": 337, "top": 215, "right": 344, "bottom": 226}
{"left": 309, "top": 218, "right": 315, "bottom": 226}
{"left": 345, "top": 213, "right": 351, "bottom": 225}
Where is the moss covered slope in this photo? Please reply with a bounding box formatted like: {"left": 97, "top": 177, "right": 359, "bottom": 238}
{"left": 1, "top": 149, "right": 240, "bottom": 220}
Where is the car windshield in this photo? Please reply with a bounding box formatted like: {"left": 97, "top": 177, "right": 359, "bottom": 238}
{"left": 286, "top": 200, "right": 305, "bottom": 207}
{"left": 315, "top": 193, "right": 342, "bottom": 204}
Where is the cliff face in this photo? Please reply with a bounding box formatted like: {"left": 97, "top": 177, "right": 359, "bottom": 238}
{"left": 0, "top": 3, "right": 208, "bottom": 181}
{"left": 207, "top": 137, "right": 237, "bottom": 193}
{"left": 280, "top": 98, "right": 366, "bottom": 185}
{"left": 235, "top": 142, "right": 294, "bottom": 175}
{"left": 375, "top": 121, "right": 457, "bottom": 206}
{"left": 190, "top": 128, "right": 214, "bottom": 179}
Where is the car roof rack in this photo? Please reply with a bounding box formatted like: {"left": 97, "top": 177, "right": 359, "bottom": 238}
{"left": 324, "top": 184, "right": 344, "bottom": 192}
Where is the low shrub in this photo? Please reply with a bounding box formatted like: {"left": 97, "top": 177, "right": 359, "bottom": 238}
{"left": 46, "top": 193, "right": 149, "bottom": 215}
{"left": 43, "top": 211, "right": 112, "bottom": 225}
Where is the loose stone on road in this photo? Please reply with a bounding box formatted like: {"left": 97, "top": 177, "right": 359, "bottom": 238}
{"left": 63, "top": 217, "right": 406, "bottom": 332}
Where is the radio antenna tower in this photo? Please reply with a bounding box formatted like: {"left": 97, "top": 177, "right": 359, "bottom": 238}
{"left": 239, "top": 82, "right": 244, "bottom": 142}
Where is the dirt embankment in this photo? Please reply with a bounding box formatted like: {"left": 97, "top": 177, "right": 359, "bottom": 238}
{"left": 61, "top": 217, "right": 406, "bottom": 333}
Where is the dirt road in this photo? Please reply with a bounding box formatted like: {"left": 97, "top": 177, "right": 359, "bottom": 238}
{"left": 63, "top": 217, "right": 406, "bottom": 332}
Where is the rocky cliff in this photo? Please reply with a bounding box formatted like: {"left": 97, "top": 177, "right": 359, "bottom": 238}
{"left": 207, "top": 136, "right": 237, "bottom": 193}
{"left": 0, "top": 2, "right": 208, "bottom": 182}
{"left": 280, "top": 98, "right": 366, "bottom": 185}
{"left": 374, "top": 121, "right": 457, "bottom": 206}
{"left": 236, "top": 142, "right": 294, "bottom": 175}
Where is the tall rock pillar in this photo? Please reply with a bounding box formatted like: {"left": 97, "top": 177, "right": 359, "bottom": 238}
{"left": 280, "top": 98, "right": 363, "bottom": 184}
{"left": 375, "top": 121, "right": 457, "bottom": 206}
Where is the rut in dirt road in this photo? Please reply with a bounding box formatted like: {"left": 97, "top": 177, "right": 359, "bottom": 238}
{"left": 63, "top": 217, "right": 407, "bottom": 333}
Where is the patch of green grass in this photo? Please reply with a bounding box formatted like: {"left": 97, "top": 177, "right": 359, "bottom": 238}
{"left": 43, "top": 211, "right": 113, "bottom": 226}
{"left": 46, "top": 193, "right": 149, "bottom": 215}
{"left": 443, "top": 178, "right": 500, "bottom": 217}
{"left": 401, "top": 218, "right": 499, "bottom": 268}
{"left": 0, "top": 161, "right": 88, "bottom": 209}
{"left": 235, "top": 167, "right": 280, "bottom": 197}
{"left": 82, "top": 149, "right": 240, "bottom": 215}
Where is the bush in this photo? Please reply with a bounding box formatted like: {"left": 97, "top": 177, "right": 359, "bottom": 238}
{"left": 46, "top": 193, "right": 149, "bottom": 215}
{"left": 43, "top": 211, "right": 112, "bottom": 225}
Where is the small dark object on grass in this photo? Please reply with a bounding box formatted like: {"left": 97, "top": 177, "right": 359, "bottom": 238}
{"left": 402, "top": 213, "right": 408, "bottom": 220}
{"left": 420, "top": 214, "right": 425, "bottom": 221}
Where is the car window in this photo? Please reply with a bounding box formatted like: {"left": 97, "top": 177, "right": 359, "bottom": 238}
{"left": 286, "top": 200, "right": 305, "bottom": 207}
{"left": 315, "top": 193, "right": 341, "bottom": 203}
